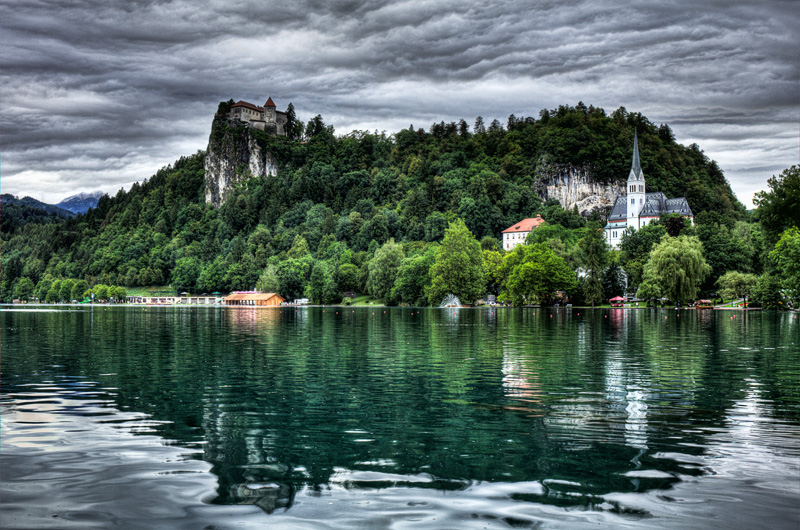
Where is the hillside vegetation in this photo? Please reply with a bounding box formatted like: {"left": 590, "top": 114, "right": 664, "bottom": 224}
{"left": 5, "top": 103, "right": 777, "bottom": 306}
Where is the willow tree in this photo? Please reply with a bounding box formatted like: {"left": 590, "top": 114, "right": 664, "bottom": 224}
{"left": 646, "top": 235, "right": 710, "bottom": 305}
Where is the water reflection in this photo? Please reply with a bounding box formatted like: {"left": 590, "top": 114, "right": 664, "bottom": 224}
{"left": 2, "top": 307, "right": 798, "bottom": 529}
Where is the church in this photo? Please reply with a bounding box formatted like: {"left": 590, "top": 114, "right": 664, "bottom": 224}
{"left": 605, "top": 132, "right": 693, "bottom": 249}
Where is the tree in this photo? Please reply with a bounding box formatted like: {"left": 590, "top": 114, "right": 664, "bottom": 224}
{"left": 636, "top": 264, "right": 662, "bottom": 305}
{"left": 46, "top": 280, "right": 62, "bottom": 303}
{"left": 751, "top": 273, "right": 785, "bottom": 309}
{"left": 602, "top": 262, "right": 626, "bottom": 300}
{"left": 502, "top": 243, "right": 576, "bottom": 306}
{"left": 716, "top": 271, "right": 758, "bottom": 305}
{"left": 35, "top": 277, "right": 53, "bottom": 302}
{"left": 579, "top": 223, "right": 609, "bottom": 307}
{"left": 59, "top": 279, "right": 75, "bottom": 302}
{"left": 482, "top": 250, "right": 504, "bottom": 296}
{"left": 306, "top": 261, "right": 338, "bottom": 304}
{"left": 427, "top": 219, "right": 485, "bottom": 305}
{"left": 171, "top": 257, "right": 201, "bottom": 293}
{"left": 71, "top": 279, "right": 89, "bottom": 302}
{"left": 14, "top": 277, "right": 35, "bottom": 301}
{"left": 255, "top": 264, "right": 280, "bottom": 293}
{"left": 337, "top": 263, "right": 360, "bottom": 293}
{"left": 393, "top": 247, "right": 436, "bottom": 306}
{"left": 769, "top": 226, "right": 800, "bottom": 304}
{"left": 367, "top": 239, "right": 404, "bottom": 301}
{"left": 93, "top": 284, "right": 109, "bottom": 301}
{"left": 197, "top": 258, "right": 226, "bottom": 293}
{"left": 645, "top": 235, "right": 711, "bottom": 305}
{"left": 474, "top": 116, "right": 485, "bottom": 135}
{"left": 662, "top": 213, "right": 689, "bottom": 237}
{"left": 754, "top": 165, "right": 800, "bottom": 245}
{"left": 285, "top": 102, "right": 300, "bottom": 141}
{"left": 277, "top": 257, "right": 313, "bottom": 300}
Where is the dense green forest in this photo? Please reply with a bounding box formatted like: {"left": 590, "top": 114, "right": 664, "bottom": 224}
{"left": 2, "top": 103, "right": 797, "bottom": 307}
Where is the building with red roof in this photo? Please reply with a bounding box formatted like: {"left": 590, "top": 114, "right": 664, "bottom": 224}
{"left": 227, "top": 96, "right": 287, "bottom": 136}
{"left": 502, "top": 215, "right": 545, "bottom": 250}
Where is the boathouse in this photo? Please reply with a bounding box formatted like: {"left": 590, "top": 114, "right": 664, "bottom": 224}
{"left": 223, "top": 292, "right": 286, "bottom": 306}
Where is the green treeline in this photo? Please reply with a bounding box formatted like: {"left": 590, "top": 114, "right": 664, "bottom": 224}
{"left": 1, "top": 103, "right": 797, "bottom": 307}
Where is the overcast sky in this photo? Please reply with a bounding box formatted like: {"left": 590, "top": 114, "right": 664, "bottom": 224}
{"left": 1, "top": 0, "right": 797, "bottom": 208}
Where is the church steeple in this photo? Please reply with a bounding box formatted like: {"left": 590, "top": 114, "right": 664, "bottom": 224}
{"left": 631, "top": 130, "right": 642, "bottom": 176}
{"left": 627, "top": 130, "right": 646, "bottom": 224}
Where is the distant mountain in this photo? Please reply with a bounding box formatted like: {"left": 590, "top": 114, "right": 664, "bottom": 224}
{"left": 1, "top": 194, "right": 75, "bottom": 236}
{"left": 55, "top": 191, "right": 104, "bottom": 214}
{"left": 1, "top": 194, "right": 75, "bottom": 217}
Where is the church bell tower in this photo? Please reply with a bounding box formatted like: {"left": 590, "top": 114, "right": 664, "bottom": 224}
{"left": 627, "top": 130, "right": 646, "bottom": 227}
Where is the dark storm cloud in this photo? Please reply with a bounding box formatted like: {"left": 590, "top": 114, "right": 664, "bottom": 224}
{"left": 1, "top": 0, "right": 797, "bottom": 206}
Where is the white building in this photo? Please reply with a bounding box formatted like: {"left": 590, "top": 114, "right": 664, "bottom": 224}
{"left": 605, "top": 131, "right": 694, "bottom": 249}
{"left": 501, "top": 215, "right": 545, "bottom": 251}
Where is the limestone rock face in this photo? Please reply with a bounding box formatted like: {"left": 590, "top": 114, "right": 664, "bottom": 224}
{"left": 204, "top": 122, "right": 278, "bottom": 207}
{"left": 536, "top": 166, "right": 622, "bottom": 218}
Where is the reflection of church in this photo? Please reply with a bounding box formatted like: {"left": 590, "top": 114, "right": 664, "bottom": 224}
{"left": 605, "top": 132, "right": 694, "bottom": 249}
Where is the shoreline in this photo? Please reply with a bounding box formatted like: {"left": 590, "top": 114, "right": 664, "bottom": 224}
{"left": 1, "top": 303, "right": 782, "bottom": 312}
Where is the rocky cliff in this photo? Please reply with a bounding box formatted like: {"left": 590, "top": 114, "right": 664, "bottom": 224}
{"left": 204, "top": 121, "right": 278, "bottom": 207}
{"left": 535, "top": 163, "right": 622, "bottom": 217}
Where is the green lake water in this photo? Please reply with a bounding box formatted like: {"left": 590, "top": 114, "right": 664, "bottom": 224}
{"left": 1, "top": 306, "right": 798, "bottom": 529}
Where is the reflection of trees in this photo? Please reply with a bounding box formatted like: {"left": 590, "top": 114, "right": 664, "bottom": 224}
{"left": 3, "top": 307, "right": 798, "bottom": 513}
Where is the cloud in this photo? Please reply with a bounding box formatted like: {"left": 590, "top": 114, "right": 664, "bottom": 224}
{"left": 1, "top": 0, "right": 797, "bottom": 207}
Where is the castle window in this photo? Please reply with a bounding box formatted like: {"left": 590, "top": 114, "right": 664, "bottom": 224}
{"left": 631, "top": 198, "right": 634, "bottom": 204}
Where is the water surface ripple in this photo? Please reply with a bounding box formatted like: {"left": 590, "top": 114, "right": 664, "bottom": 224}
{"left": 1, "top": 306, "right": 798, "bottom": 529}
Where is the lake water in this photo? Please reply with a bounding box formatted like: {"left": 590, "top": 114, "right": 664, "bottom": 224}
{"left": 1, "top": 306, "right": 798, "bottom": 529}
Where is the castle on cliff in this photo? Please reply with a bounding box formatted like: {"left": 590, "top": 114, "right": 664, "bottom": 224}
{"left": 227, "top": 97, "right": 287, "bottom": 136}
{"left": 604, "top": 132, "right": 693, "bottom": 249}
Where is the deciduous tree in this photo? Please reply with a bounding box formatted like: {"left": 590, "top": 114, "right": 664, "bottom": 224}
{"left": 427, "top": 219, "right": 485, "bottom": 305}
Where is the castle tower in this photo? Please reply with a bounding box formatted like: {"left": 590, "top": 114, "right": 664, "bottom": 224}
{"left": 627, "top": 130, "right": 646, "bottom": 228}
{"left": 264, "top": 97, "right": 277, "bottom": 123}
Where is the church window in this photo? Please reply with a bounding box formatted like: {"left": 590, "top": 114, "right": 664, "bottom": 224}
{"left": 631, "top": 198, "right": 634, "bottom": 204}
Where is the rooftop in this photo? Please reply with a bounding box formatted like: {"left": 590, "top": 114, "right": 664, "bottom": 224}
{"left": 502, "top": 215, "right": 545, "bottom": 233}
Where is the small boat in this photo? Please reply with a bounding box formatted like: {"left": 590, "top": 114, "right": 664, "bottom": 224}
{"left": 695, "top": 299, "right": 713, "bottom": 309}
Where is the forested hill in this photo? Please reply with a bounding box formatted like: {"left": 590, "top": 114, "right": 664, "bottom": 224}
{"left": 1, "top": 104, "right": 746, "bottom": 300}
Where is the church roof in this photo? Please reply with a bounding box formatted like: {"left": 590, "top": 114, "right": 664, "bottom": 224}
{"left": 607, "top": 193, "right": 693, "bottom": 222}
{"left": 608, "top": 197, "right": 628, "bottom": 222}
{"left": 631, "top": 130, "right": 642, "bottom": 176}
{"left": 264, "top": 97, "right": 276, "bottom": 107}
{"left": 664, "top": 197, "right": 693, "bottom": 216}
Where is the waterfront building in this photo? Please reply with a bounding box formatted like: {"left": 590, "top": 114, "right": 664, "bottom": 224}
{"left": 502, "top": 215, "right": 545, "bottom": 251}
{"left": 604, "top": 132, "right": 693, "bottom": 249}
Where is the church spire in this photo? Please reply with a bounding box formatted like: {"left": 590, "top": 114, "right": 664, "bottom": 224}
{"left": 631, "top": 130, "right": 642, "bottom": 178}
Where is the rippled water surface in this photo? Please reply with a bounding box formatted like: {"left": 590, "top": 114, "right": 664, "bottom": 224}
{"left": 2, "top": 306, "right": 799, "bottom": 529}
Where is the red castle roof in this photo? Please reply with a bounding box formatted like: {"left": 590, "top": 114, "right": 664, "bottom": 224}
{"left": 231, "top": 100, "right": 264, "bottom": 112}
{"left": 264, "top": 97, "right": 276, "bottom": 107}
